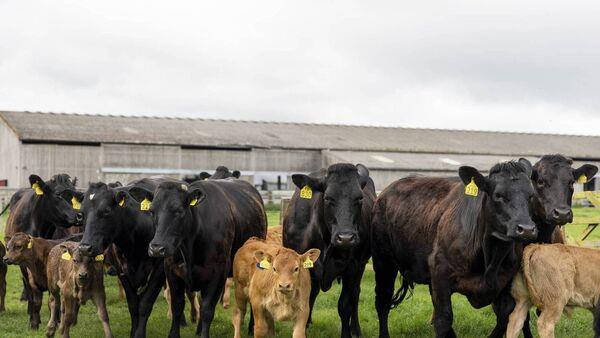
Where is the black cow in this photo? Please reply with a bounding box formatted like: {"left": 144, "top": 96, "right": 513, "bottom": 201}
{"left": 283, "top": 163, "right": 375, "bottom": 338}
{"left": 128, "top": 179, "right": 266, "bottom": 338}
{"left": 488, "top": 155, "right": 598, "bottom": 338}
{"left": 3, "top": 174, "right": 83, "bottom": 326}
{"left": 183, "top": 166, "right": 241, "bottom": 183}
{"left": 78, "top": 178, "right": 169, "bottom": 338}
{"left": 372, "top": 160, "right": 537, "bottom": 338}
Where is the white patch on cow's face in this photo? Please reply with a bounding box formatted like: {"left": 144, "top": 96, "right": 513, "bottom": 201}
{"left": 89, "top": 193, "right": 95, "bottom": 200}
{"left": 181, "top": 184, "right": 188, "bottom": 191}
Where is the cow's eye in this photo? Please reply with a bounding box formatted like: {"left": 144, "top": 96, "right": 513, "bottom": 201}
{"left": 294, "top": 266, "right": 299, "bottom": 272}
{"left": 537, "top": 179, "right": 545, "bottom": 186}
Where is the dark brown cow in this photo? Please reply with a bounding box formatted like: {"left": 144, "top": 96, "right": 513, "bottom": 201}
{"left": 372, "top": 160, "right": 537, "bottom": 338}
{"left": 3, "top": 233, "right": 65, "bottom": 329}
{"left": 0, "top": 241, "right": 6, "bottom": 312}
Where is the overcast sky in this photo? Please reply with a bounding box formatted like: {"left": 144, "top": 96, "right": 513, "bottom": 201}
{"left": 1, "top": 1, "right": 599, "bottom": 135}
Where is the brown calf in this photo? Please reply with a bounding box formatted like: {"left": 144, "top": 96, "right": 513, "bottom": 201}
{"left": 46, "top": 241, "right": 112, "bottom": 338}
{"left": 0, "top": 240, "right": 6, "bottom": 312}
{"left": 222, "top": 226, "right": 283, "bottom": 310}
{"left": 3, "top": 232, "right": 62, "bottom": 329}
{"left": 507, "top": 244, "right": 600, "bottom": 338}
{"left": 232, "top": 237, "right": 320, "bottom": 338}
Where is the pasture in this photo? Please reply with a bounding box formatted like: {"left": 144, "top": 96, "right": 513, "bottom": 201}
{"left": 0, "top": 206, "right": 597, "bottom": 337}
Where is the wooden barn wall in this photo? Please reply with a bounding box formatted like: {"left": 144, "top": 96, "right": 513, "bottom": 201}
{"left": 181, "top": 148, "right": 252, "bottom": 171}
{"left": 0, "top": 122, "right": 20, "bottom": 187}
{"left": 20, "top": 144, "right": 101, "bottom": 188}
{"left": 103, "top": 144, "right": 181, "bottom": 169}
{"left": 251, "top": 149, "right": 321, "bottom": 172}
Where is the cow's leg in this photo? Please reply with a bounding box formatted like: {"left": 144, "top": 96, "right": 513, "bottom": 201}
{"left": 187, "top": 290, "right": 200, "bottom": 323}
{"left": 61, "top": 297, "right": 77, "bottom": 338}
{"left": 338, "top": 265, "right": 365, "bottom": 338}
{"left": 166, "top": 272, "right": 186, "bottom": 338}
{"left": 0, "top": 261, "right": 6, "bottom": 311}
{"left": 135, "top": 271, "right": 164, "bottom": 338}
{"left": 252, "top": 307, "right": 269, "bottom": 338}
{"left": 247, "top": 305, "right": 255, "bottom": 336}
{"left": 373, "top": 255, "right": 398, "bottom": 338}
{"left": 537, "top": 306, "right": 563, "bottom": 338}
{"left": 165, "top": 281, "right": 188, "bottom": 326}
{"left": 20, "top": 265, "right": 30, "bottom": 302}
{"left": 196, "top": 274, "right": 226, "bottom": 338}
{"left": 594, "top": 299, "right": 600, "bottom": 338}
{"left": 506, "top": 298, "right": 532, "bottom": 338}
{"left": 292, "top": 305, "right": 310, "bottom": 338}
{"left": 307, "top": 274, "right": 320, "bottom": 326}
{"left": 489, "top": 287, "right": 515, "bottom": 338}
{"left": 221, "top": 277, "right": 233, "bottom": 309}
{"left": 120, "top": 278, "right": 140, "bottom": 338}
{"left": 46, "top": 293, "right": 60, "bottom": 337}
{"left": 430, "top": 260, "right": 457, "bottom": 338}
{"left": 94, "top": 289, "right": 113, "bottom": 338}
{"left": 232, "top": 281, "right": 248, "bottom": 338}
{"left": 30, "top": 287, "right": 43, "bottom": 330}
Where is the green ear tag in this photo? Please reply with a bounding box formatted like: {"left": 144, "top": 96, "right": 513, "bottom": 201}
{"left": 578, "top": 175, "right": 587, "bottom": 184}
{"left": 300, "top": 186, "right": 313, "bottom": 199}
{"left": 303, "top": 257, "right": 314, "bottom": 269}
{"left": 465, "top": 178, "right": 478, "bottom": 197}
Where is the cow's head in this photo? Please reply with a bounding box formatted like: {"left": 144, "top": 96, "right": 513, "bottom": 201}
{"left": 459, "top": 159, "right": 537, "bottom": 242}
{"left": 254, "top": 247, "right": 320, "bottom": 294}
{"left": 211, "top": 166, "right": 241, "bottom": 179}
{"left": 532, "top": 155, "right": 597, "bottom": 225}
{"left": 3, "top": 232, "right": 33, "bottom": 265}
{"left": 60, "top": 243, "right": 103, "bottom": 288}
{"left": 78, "top": 182, "right": 129, "bottom": 257}
{"left": 292, "top": 163, "right": 370, "bottom": 249}
{"left": 29, "top": 174, "right": 84, "bottom": 227}
{"left": 130, "top": 182, "right": 200, "bottom": 258}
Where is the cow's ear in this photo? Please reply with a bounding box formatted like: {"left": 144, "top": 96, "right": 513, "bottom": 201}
{"left": 458, "top": 166, "right": 488, "bottom": 192}
{"left": 573, "top": 164, "right": 598, "bottom": 184}
{"left": 300, "top": 248, "right": 321, "bottom": 266}
{"left": 292, "top": 174, "right": 324, "bottom": 192}
{"left": 128, "top": 187, "right": 154, "bottom": 204}
{"left": 29, "top": 174, "right": 48, "bottom": 194}
{"left": 232, "top": 170, "right": 241, "bottom": 179}
{"left": 356, "top": 164, "right": 370, "bottom": 189}
{"left": 114, "top": 190, "right": 128, "bottom": 207}
{"left": 187, "top": 187, "right": 206, "bottom": 207}
{"left": 59, "top": 243, "right": 74, "bottom": 258}
{"left": 254, "top": 250, "right": 273, "bottom": 266}
{"left": 199, "top": 172, "right": 211, "bottom": 180}
{"left": 518, "top": 158, "right": 533, "bottom": 178}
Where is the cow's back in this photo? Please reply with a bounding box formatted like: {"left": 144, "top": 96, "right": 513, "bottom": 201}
{"left": 4, "top": 190, "right": 36, "bottom": 241}
{"left": 371, "top": 176, "right": 460, "bottom": 284}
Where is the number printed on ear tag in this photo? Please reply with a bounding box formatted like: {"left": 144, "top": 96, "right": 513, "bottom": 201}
{"left": 303, "top": 257, "right": 314, "bottom": 269}
{"left": 300, "top": 186, "right": 312, "bottom": 199}
{"left": 465, "top": 178, "right": 478, "bottom": 197}
{"left": 95, "top": 254, "right": 104, "bottom": 262}
{"left": 578, "top": 175, "right": 587, "bottom": 184}
{"left": 32, "top": 183, "right": 44, "bottom": 195}
{"left": 140, "top": 198, "right": 151, "bottom": 211}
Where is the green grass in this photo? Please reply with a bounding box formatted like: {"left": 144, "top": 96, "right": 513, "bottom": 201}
{"left": 0, "top": 208, "right": 598, "bottom": 337}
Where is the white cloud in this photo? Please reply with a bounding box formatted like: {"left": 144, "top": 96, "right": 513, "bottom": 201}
{"left": 1, "top": 1, "right": 600, "bottom": 135}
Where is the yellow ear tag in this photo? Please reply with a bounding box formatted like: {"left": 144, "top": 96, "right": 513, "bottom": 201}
{"left": 94, "top": 254, "right": 104, "bottom": 262}
{"left": 465, "top": 178, "right": 479, "bottom": 197}
{"left": 303, "top": 257, "right": 314, "bottom": 269}
{"left": 32, "top": 182, "right": 44, "bottom": 195}
{"left": 61, "top": 252, "right": 72, "bottom": 261}
{"left": 190, "top": 198, "right": 198, "bottom": 206}
{"left": 300, "top": 185, "right": 313, "bottom": 199}
{"left": 140, "top": 198, "right": 151, "bottom": 211}
{"left": 71, "top": 197, "right": 81, "bottom": 210}
{"left": 27, "top": 240, "right": 33, "bottom": 249}
{"left": 118, "top": 198, "right": 125, "bottom": 207}
{"left": 259, "top": 258, "right": 272, "bottom": 270}
{"left": 578, "top": 175, "right": 587, "bottom": 184}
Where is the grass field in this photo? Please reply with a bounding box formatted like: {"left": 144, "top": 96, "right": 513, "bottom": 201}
{"left": 0, "top": 207, "right": 598, "bottom": 337}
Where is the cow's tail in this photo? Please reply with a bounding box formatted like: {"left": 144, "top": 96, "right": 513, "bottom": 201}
{"left": 390, "top": 277, "right": 414, "bottom": 309}
{"left": 0, "top": 202, "right": 9, "bottom": 216}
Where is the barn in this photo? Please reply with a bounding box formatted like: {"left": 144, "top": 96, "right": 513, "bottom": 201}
{"left": 1, "top": 110, "right": 600, "bottom": 192}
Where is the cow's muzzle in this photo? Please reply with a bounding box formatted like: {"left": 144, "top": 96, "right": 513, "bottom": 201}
{"left": 148, "top": 243, "right": 166, "bottom": 258}
{"left": 332, "top": 231, "right": 359, "bottom": 248}
{"left": 551, "top": 207, "right": 573, "bottom": 225}
{"left": 511, "top": 223, "right": 538, "bottom": 241}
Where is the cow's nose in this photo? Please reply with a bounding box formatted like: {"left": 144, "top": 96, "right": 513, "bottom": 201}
{"left": 78, "top": 272, "right": 88, "bottom": 280}
{"left": 552, "top": 208, "right": 573, "bottom": 224}
{"left": 2, "top": 256, "right": 9, "bottom": 264}
{"left": 76, "top": 213, "right": 84, "bottom": 223}
{"left": 148, "top": 243, "right": 166, "bottom": 257}
{"left": 516, "top": 223, "right": 538, "bottom": 240}
{"left": 334, "top": 232, "right": 358, "bottom": 247}
{"left": 278, "top": 282, "right": 291, "bottom": 290}
{"left": 78, "top": 244, "right": 92, "bottom": 256}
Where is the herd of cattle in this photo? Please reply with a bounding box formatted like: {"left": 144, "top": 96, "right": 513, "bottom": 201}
{"left": 0, "top": 157, "right": 599, "bottom": 337}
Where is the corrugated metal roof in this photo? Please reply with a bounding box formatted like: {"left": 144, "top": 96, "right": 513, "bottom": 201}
{"left": 2, "top": 111, "right": 600, "bottom": 158}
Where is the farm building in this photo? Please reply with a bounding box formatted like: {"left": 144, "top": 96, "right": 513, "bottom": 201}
{"left": 1, "top": 110, "right": 600, "bottom": 191}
